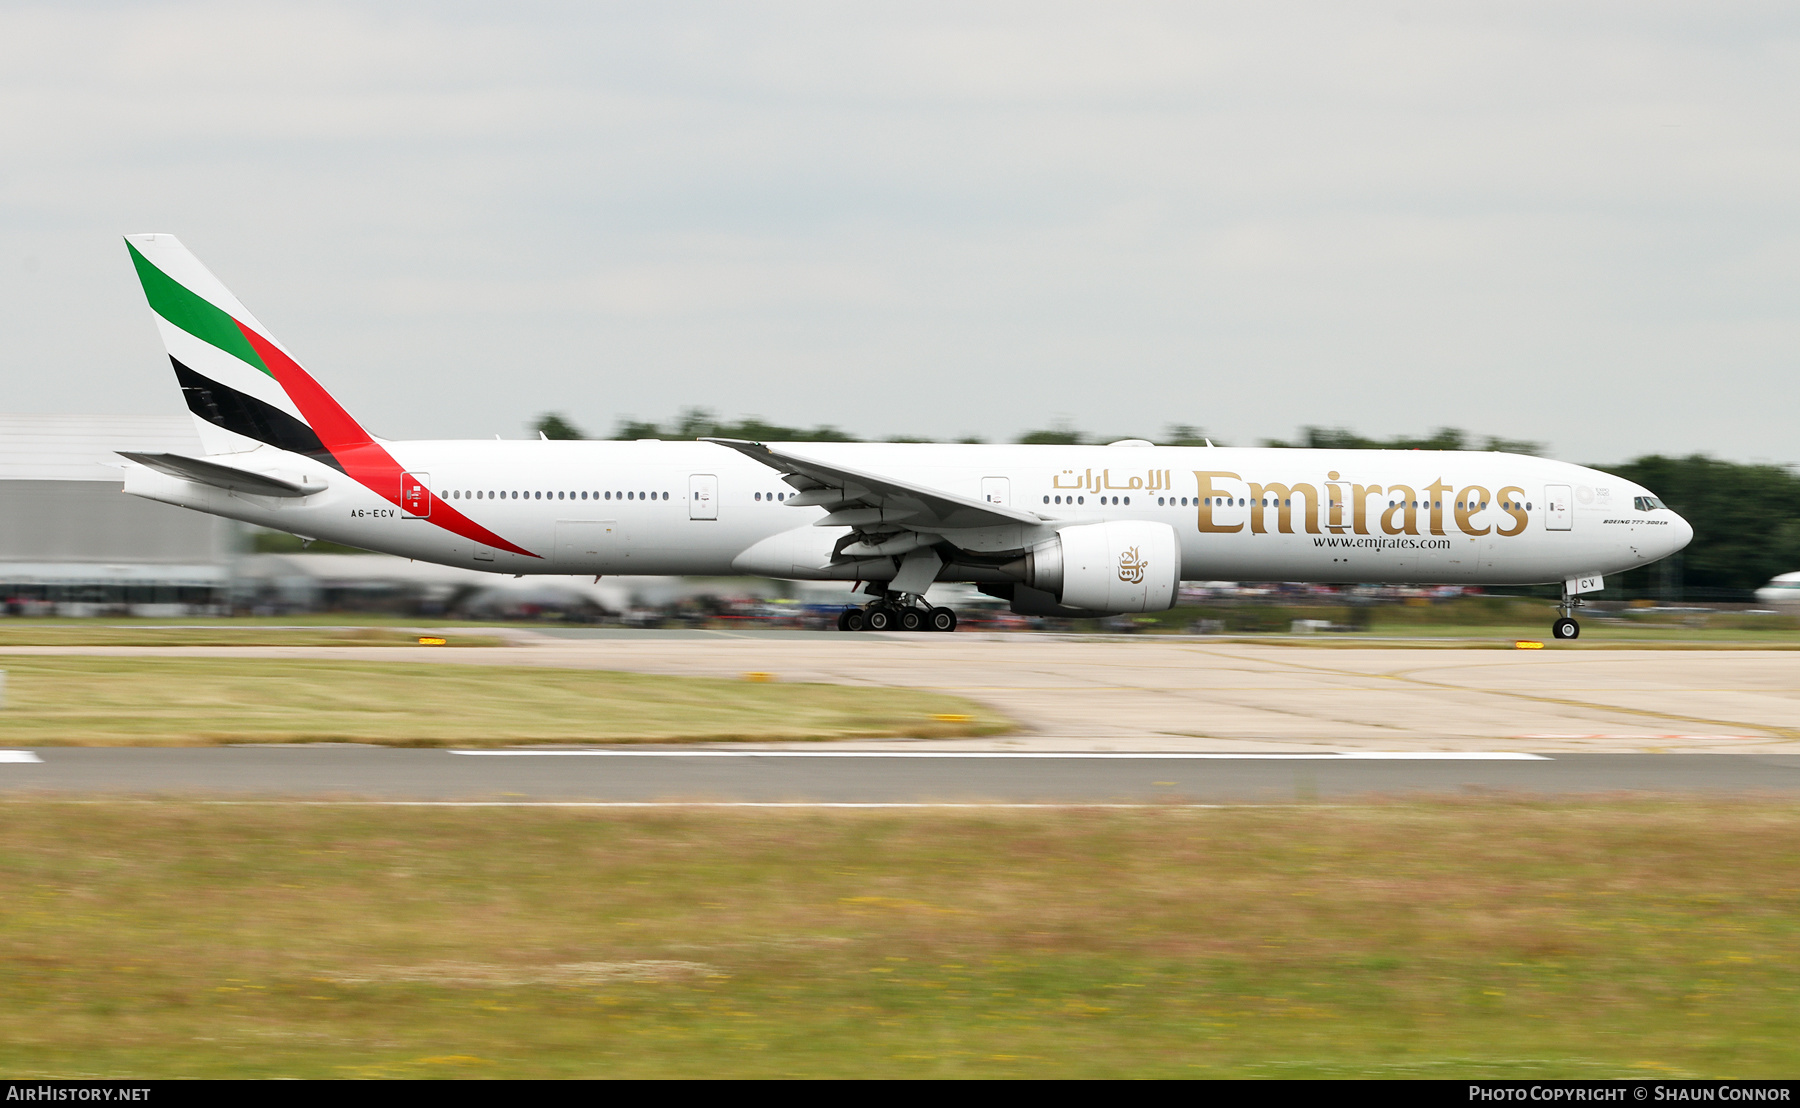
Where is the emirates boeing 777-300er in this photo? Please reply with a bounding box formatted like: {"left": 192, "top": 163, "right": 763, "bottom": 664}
{"left": 117, "top": 234, "right": 1693, "bottom": 640}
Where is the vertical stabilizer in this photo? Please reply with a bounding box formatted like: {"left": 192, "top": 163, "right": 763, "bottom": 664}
{"left": 124, "top": 233, "right": 367, "bottom": 468}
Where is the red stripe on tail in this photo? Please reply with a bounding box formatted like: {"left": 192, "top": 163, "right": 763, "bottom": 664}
{"left": 236, "top": 323, "right": 541, "bottom": 559}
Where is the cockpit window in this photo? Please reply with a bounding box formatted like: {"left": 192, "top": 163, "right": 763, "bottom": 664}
{"left": 1633, "top": 496, "right": 1664, "bottom": 511}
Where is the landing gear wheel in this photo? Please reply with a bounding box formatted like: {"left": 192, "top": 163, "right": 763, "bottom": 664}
{"left": 898, "top": 608, "right": 924, "bottom": 632}
{"left": 843, "top": 608, "right": 867, "bottom": 632}
{"left": 1552, "top": 617, "right": 1580, "bottom": 640}
{"left": 927, "top": 606, "right": 957, "bottom": 632}
{"left": 836, "top": 608, "right": 854, "bottom": 631}
{"left": 865, "top": 606, "right": 895, "bottom": 632}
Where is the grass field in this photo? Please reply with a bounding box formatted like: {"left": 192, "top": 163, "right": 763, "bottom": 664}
{"left": 4, "top": 607, "right": 1800, "bottom": 646}
{"left": 0, "top": 625, "right": 506, "bottom": 648}
{"left": 0, "top": 657, "right": 1006, "bottom": 745}
{"left": 0, "top": 800, "right": 1795, "bottom": 1078}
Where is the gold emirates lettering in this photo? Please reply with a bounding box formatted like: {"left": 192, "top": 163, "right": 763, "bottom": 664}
{"left": 1188, "top": 471, "right": 1530, "bottom": 538}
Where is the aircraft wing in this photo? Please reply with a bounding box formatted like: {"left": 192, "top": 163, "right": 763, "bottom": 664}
{"left": 701, "top": 438, "right": 1041, "bottom": 533}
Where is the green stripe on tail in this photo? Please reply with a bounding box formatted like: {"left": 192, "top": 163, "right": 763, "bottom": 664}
{"left": 126, "top": 242, "right": 269, "bottom": 376}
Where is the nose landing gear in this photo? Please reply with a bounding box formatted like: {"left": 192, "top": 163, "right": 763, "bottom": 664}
{"left": 1552, "top": 585, "right": 1582, "bottom": 640}
{"left": 836, "top": 593, "right": 957, "bottom": 632}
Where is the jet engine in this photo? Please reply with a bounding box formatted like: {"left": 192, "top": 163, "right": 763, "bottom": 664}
{"left": 1002, "top": 520, "right": 1181, "bottom": 614}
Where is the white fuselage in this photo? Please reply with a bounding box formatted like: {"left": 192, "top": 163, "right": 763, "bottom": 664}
{"left": 123, "top": 440, "right": 1692, "bottom": 588}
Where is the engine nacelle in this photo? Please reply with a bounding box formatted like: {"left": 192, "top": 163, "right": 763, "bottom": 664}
{"left": 1004, "top": 520, "right": 1180, "bottom": 613}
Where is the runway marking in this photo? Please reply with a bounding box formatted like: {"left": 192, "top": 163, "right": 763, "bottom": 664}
{"left": 199, "top": 801, "right": 1281, "bottom": 809}
{"left": 0, "top": 751, "right": 41, "bottom": 764}
{"left": 1516, "top": 734, "right": 1764, "bottom": 741}
{"left": 447, "top": 750, "right": 1549, "bottom": 760}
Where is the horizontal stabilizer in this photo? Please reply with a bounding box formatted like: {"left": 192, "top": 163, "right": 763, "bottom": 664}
{"left": 117, "top": 451, "right": 328, "bottom": 499}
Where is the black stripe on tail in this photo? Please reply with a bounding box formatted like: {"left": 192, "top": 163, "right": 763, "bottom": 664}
{"left": 170, "top": 356, "right": 344, "bottom": 472}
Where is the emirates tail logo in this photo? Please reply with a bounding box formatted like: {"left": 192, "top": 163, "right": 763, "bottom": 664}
{"left": 1117, "top": 546, "right": 1147, "bottom": 584}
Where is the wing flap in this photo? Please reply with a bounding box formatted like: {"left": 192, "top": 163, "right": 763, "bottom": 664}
{"left": 702, "top": 438, "right": 1041, "bottom": 531}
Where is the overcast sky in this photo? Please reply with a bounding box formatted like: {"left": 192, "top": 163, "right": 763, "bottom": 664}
{"left": 3, "top": 1, "right": 1798, "bottom": 463}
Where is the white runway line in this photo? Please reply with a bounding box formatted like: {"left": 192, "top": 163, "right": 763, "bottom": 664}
{"left": 447, "top": 750, "right": 1550, "bottom": 761}
{"left": 0, "top": 750, "right": 42, "bottom": 764}
{"left": 196, "top": 800, "right": 1279, "bottom": 810}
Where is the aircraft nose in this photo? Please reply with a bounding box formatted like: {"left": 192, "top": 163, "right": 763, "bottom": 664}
{"left": 1668, "top": 510, "right": 1694, "bottom": 555}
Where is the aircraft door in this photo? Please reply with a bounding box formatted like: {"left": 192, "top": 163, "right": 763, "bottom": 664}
{"left": 401, "top": 473, "right": 430, "bottom": 518}
{"left": 689, "top": 474, "right": 718, "bottom": 520}
{"left": 1544, "top": 485, "right": 1572, "bottom": 531}
{"left": 981, "top": 477, "right": 1010, "bottom": 506}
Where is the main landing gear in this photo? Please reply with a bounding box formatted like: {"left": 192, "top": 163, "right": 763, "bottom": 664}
{"left": 1553, "top": 588, "right": 1581, "bottom": 640}
{"left": 837, "top": 593, "right": 957, "bottom": 632}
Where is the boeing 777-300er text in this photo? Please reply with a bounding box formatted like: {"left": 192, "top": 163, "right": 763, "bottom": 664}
{"left": 116, "top": 234, "right": 1693, "bottom": 639}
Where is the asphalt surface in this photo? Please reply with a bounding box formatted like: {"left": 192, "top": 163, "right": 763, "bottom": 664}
{"left": 4, "top": 747, "right": 1800, "bottom": 803}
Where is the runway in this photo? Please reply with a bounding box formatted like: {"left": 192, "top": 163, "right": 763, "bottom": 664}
{"left": 7, "top": 634, "right": 1799, "bottom": 753}
{"left": 4, "top": 747, "right": 1799, "bottom": 803}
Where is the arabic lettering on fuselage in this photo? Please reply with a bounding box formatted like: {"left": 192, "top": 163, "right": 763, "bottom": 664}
{"left": 1052, "top": 469, "right": 1171, "bottom": 494}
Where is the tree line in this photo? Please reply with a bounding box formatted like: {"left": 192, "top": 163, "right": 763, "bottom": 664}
{"left": 531, "top": 411, "right": 1800, "bottom": 599}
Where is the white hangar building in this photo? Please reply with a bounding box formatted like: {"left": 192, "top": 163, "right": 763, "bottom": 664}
{"left": 0, "top": 414, "right": 239, "bottom": 614}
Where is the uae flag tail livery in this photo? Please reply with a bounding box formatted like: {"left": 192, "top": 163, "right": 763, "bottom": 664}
{"left": 123, "top": 234, "right": 534, "bottom": 557}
